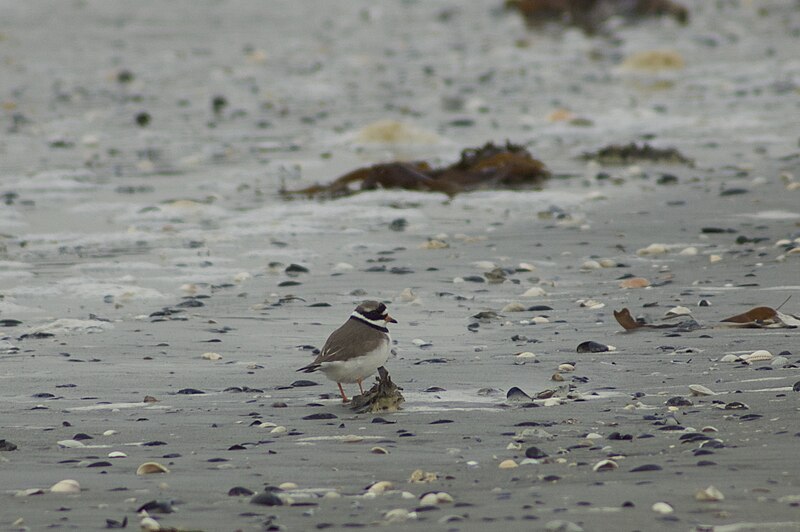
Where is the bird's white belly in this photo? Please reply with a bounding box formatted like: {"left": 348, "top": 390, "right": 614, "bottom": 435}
{"left": 319, "top": 344, "right": 390, "bottom": 383}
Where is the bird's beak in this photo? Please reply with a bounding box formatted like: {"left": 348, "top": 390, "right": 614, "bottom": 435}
{"left": 384, "top": 314, "right": 398, "bottom": 323}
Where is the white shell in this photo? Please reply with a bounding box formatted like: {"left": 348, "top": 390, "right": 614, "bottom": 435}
{"left": 521, "top": 287, "right": 547, "bottom": 297}
{"left": 709, "top": 254, "right": 723, "bottom": 263}
{"left": 201, "top": 352, "right": 222, "bottom": 360}
{"left": 679, "top": 246, "right": 698, "bottom": 256}
{"left": 384, "top": 508, "right": 416, "bottom": 523}
{"left": 665, "top": 306, "right": 692, "bottom": 317}
{"left": 592, "top": 459, "right": 618, "bottom": 472}
{"left": 140, "top": 517, "right": 161, "bottom": 531}
{"left": 558, "top": 363, "right": 575, "bottom": 372}
{"left": 651, "top": 502, "right": 674, "bottom": 514}
{"left": 741, "top": 349, "right": 773, "bottom": 363}
{"left": 136, "top": 462, "right": 170, "bottom": 475}
{"left": 50, "top": 479, "right": 80, "bottom": 494}
{"left": 367, "top": 481, "right": 393, "bottom": 495}
{"left": 689, "top": 384, "right": 715, "bottom": 396}
{"left": 637, "top": 243, "right": 668, "bottom": 256}
{"left": 720, "top": 354, "right": 741, "bottom": 363}
{"left": 695, "top": 485, "right": 725, "bottom": 501}
{"left": 108, "top": 451, "right": 127, "bottom": 458}
{"left": 57, "top": 439, "right": 85, "bottom": 449}
{"left": 499, "top": 459, "right": 518, "bottom": 469}
{"left": 502, "top": 302, "right": 527, "bottom": 312}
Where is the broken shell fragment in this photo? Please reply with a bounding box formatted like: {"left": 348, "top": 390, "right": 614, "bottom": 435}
{"left": 741, "top": 350, "right": 773, "bottom": 363}
{"left": 201, "top": 352, "right": 223, "bottom": 361}
{"left": 499, "top": 459, "right": 518, "bottom": 469}
{"left": 695, "top": 485, "right": 725, "bottom": 502}
{"left": 651, "top": 502, "right": 674, "bottom": 514}
{"left": 689, "top": 384, "right": 715, "bottom": 396}
{"left": 136, "top": 462, "right": 170, "bottom": 475}
{"left": 367, "top": 481, "right": 394, "bottom": 495}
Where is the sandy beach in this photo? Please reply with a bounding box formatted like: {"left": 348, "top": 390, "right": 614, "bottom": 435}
{"left": 1, "top": 1, "right": 799, "bottom": 531}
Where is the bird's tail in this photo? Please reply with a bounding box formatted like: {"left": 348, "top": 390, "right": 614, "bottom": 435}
{"left": 296, "top": 363, "right": 320, "bottom": 373}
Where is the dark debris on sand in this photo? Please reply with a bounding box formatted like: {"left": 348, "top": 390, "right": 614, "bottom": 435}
{"left": 506, "top": 0, "right": 689, "bottom": 35}
{"left": 349, "top": 366, "right": 405, "bottom": 414}
{"left": 281, "top": 142, "right": 549, "bottom": 199}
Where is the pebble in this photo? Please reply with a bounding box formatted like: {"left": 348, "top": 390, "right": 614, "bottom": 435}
{"left": 695, "top": 485, "right": 725, "bottom": 501}
{"left": 201, "top": 352, "right": 222, "bottom": 361}
{"left": 558, "top": 363, "right": 575, "bottom": 372}
{"left": 136, "top": 462, "right": 170, "bottom": 475}
{"left": 499, "top": 459, "right": 518, "bottom": 469}
{"left": 250, "top": 492, "right": 283, "bottom": 506}
{"left": 576, "top": 341, "right": 613, "bottom": 353}
{"left": 50, "top": 479, "right": 80, "bottom": 493}
{"left": 502, "top": 302, "right": 527, "bottom": 312}
{"left": 619, "top": 277, "right": 650, "bottom": 289}
{"left": 581, "top": 260, "right": 602, "bottom": 270}
{"left": 651, "top": 502, "right": 674, "bottom": 514}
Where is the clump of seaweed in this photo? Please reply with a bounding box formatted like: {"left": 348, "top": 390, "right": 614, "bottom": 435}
{"left": 581, "top": 142, "right": 693, "bottom": 165}
{"left": 281, "top": 142, "right": 550, "bottom": 199}
{"left": 349, "top": 366, "right": 405, "bottom": 414}
{"left": 506, "top": 0, "right": 688, "bottom": 35}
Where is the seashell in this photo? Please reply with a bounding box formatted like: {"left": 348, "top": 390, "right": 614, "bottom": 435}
{"left": 543, "top": 520, "right": 583, "bottom": 532}
{"left": 771, "top": 356, "right": 789, "bottom": 367}
{"left": 689, "top": 384, "right": 715, "bottom": 396}
{"left": 518, "top": 262, "right": 536, "bottom": 272}
{"left": 17, "top": 488, "right": 45, "bottom": 497}
{"left": 585, "top": 433, "right": 602, "bottom": 440}
{"left": 695, "top": 485, "right": 724, "bottom": 502}
{"left": 679, "top": 246, "right": 698, "bottom": 256}
{"left": 543, "top": 397, "right": 561, "bottom": 407}
{"left": 50, "top": 479, "right": 80, "bottom": 494}
{"left": 741, "top": 350, "right": 772, "bottom": 363}
{"left": 108, "top": 451, "right": 127, "bottom": 458}
{"left": 57, "top": 439, "right": 85, "bottom": 449}
{"left": 136, "top": 462, "right": 170, "bottom": 475}
{"left": 502, "top": 302, "right": 527, "bottom": 312}
{"left": 384, "top": 508, "right": 416, "bottom": 523}
{"left": 558, "top": 363, "right": 575, "bottom": 372}
{"left": 507, "top": 442, "right": 522, "bottom": 450}
{"left": 323, "top": 491, "right": 341, "bottom": 499}
{"left": 515, "top": 351, "right": 537, "bottom": 361}
{"left": 651, "top": 501, "right": 674, "bottom": 514}
{"left": 665, "top": 306, "right": 692, "bottom": 317}
{"left": 701, "top": 426, "right": 718, "bottom": 433}
{"left": 576, "top": 341, "right": 611, "bottom": 353}
{"left": 551, "top": 373, "right": 565, "bottom": 382}
{"left": 619, "top": 277, "right": 650, "bottom": 289}
{"left": 531, "top": 316, "right": 549, "bottom": 324}
{"left": 709, "top": 254, "right": 722, "bottom": 263}
{"left": 140, "top": 517, "right": 161, "bottom": 531}
{"left": 367, "top": 481, "right": 393, "bottom": 495}
{"left": 420, "top": 492, "right": 454, "bottom": 505}
{"left": 636, "top": 243, "right": 668, "bottom": 256}
{"left": 720, "top": 354, "right": 741, "bottom": 363}
{"left": 521, "top": 287, "right": 547, "bottom": 297}
{"left": 408, "top": 469, "right": 438, "bottom": 483}
{"left": 333, "top": 262, "right": 355, "bottom": 272}
{"left": 270, "top": 426, "right": 287, "bottom": 434}
{"left": 581, "top": 260, "right": 602, "bottom": 270}
{"left": 499, "top": 459, "right": 518, "bottom": 469}
{"left": 577, "top": 299, "right": 605, "bottom": 310}
{"left": 233, "top": 272, "right": 251, "bottom": 283}
{"left": 592, "top": 459, "right": 618, "bottom": 472}
{"left": 506, "top": 386, "right": 532, "bottom": 403}
{"left": 103, "top": 429, "right": 118, "bottom": 436}
{"left": 370, "top": 446, "right": 389, "bottom": 455}
{"left": 412, "top": 338, "right": 432, "bottom": 347}
{"left": 342, "top": 435, "right": 363, "bottom": 443}
{"left": 201, "top": 352, "right": 222, "bottom": 361}
{"left": 599, "top": 259, "right": 616, "bottom": 268}
{"left": 420, "top": 239, "right": 448, "bottom": 250}
{"left": 279, "top": 482, "right": 298, "bottom": 490}
{"left": 397, "top": 287, "right": 416, "bottom": 302}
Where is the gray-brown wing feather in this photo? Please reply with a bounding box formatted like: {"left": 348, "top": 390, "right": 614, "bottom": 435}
{"left": 297, "top": 318, "right": 387, "bottom": 372}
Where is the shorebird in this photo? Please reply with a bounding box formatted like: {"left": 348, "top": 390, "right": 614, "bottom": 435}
{"left": 297, "top": 300, "right": 396, "bottom": 402}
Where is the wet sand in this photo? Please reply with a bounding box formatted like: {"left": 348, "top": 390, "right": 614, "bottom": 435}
{"left": 1, "top": 1, "right": 799, "bottom": 531}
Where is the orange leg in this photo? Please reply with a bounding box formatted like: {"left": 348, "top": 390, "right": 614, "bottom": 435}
{"left": 337, "top": 382, "right": 349, "bottom": 403}
{"left": 357, "top": 379, "right": 365, "bottom": 395}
